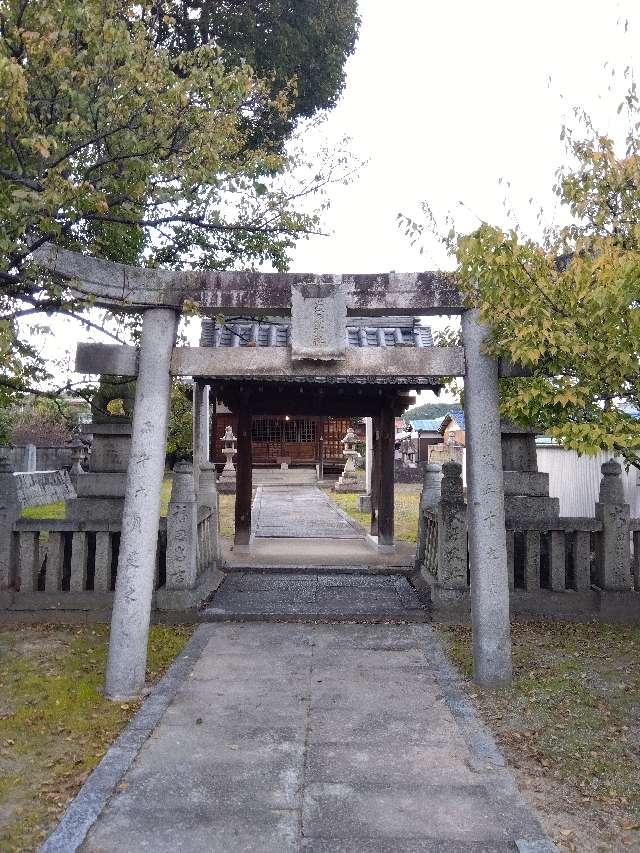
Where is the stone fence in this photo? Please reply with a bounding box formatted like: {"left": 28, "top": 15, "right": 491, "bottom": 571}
{"left": 415, "top": 460, "right": 640, "bottom": 621}
{"left": 0, "top": 462, "right": 222, "bottom": 621}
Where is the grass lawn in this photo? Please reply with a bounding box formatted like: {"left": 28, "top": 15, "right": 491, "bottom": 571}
{"left": 327, "top": 483, "right": 421, "bottom": 543}
{"left": 0, "top": 623, "right": 194, "bottom": 851}
{"left": 438, "top": 621, "right": 640, "bottom": 852}
{"left": 218, "top": 493, "right": 236, "bottom": 540}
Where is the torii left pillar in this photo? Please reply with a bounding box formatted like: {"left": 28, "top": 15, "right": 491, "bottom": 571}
{"left": 105, "top": 308, "right": 178, "bottom": 700}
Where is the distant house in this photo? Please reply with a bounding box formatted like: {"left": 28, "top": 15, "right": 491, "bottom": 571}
{"left": 408, "top": 417, "right": 445, "bottom": 462}
{"left": 439, "top": 408, "right": 466, "bottom": 447}
{"left": 394, "top": 417, "right": 408, "bottom": 439}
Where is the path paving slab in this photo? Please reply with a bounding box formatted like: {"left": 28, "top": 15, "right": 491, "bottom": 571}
{"left": 49, "top": 623, "right": 559, "bottom": 853}
{"left": 252, "top": 485, "right": 365, "bottom": 539}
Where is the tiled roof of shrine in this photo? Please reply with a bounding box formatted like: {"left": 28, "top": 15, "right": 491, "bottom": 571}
{"left": 200, "top": 316, "right": 434, "bottom": 348}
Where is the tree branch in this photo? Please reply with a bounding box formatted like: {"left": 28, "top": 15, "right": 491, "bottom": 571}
{"left": 0, "top": 168, "right": 42, "bottom": 190}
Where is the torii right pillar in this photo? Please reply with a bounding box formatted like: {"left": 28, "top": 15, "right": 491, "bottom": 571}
{"left": 462, "top": 308, "right": 513, "bottom": 686}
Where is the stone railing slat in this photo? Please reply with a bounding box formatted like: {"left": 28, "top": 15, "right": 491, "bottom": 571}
{"left": 44, "top": 532, "right": 64, "bottom": 593}
{"left": 94, "top": 532, "right": 112, "bottom": 593}
{"left": 506, "top": 530, "right": 515, "bottom": 591}
{"left": 525, "top": 530, "right": 541, "bottom": 591}
{"left": 70, "top": 532, "right": 88, "bottom": 592}
{"left": 18, "top": 532, "right": 40, "bottom": 594}
{"left": 573, "top": 530, "right": 592, "bottom": 591}
{"left": 549, "top": 530, "right": 566, "bottom": 591}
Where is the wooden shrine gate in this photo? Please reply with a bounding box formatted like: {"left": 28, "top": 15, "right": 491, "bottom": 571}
{"left": 33, "top": 243, "right": 514, "bottom": 701}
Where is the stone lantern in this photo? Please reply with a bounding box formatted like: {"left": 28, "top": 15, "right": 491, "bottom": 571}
{"left": 401, "top": 435, "right": 417, "bottom": 467}
{"left": 69, "top": 437, "right": 86, "bottom": 478}
{"left": 334, "top": 427, "right": 362, "bottom": 492}
{"left": 218, "top": 425, "right": 237, "bottom": 494}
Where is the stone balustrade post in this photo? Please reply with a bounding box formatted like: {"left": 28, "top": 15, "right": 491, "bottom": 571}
{"left": 415, "top": 463, "right": 442, "bottom": 572}
{"left": 436, "top": 461, "right": 468, "bottom": 589}
{"left": 421, "top": 463, "right": 443, "bottom": 512}
{"left": 0, "top": 455, "right": 19, "bottom": 592}
{"left": 24, "top": 444, "right": 36, "bottom": 472}
{"left": 595, "top": 460, "right": 632, "bottom": 591}
{"left": 198, "top": 461, "right": 221, "bottom": 561}
{"left": 166, "top": 461, "right": 198, "bottom": 590}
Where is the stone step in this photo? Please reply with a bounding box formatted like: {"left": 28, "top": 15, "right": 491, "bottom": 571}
{"left": 252, "top": 468, "right": 318, "bottom": 486}
{"left": 200, "top": 571, "right": 429, "bottom": 623}
{"left": 222, "top": 563, "right": 415, "bottom": 576}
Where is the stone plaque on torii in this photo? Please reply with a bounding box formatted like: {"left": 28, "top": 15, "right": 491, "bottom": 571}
{"left": 290, "top": 279, "right": 346, "bottom": 361}
{"left": 33, "top": 242, "right": 514, "bottom": 701}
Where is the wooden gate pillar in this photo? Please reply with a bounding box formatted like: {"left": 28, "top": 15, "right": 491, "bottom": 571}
{"left": 377, "top": 401, "right": 395, "bottom": 551}
{"left": 462, "top": 308, "right": 512, "bottom": 686}
{"left": 364, "top": 417, "right": 373, "bottom": 495}
{"left": 192, "top": 380, "right": 209, "bottom": 495}
{"left": 209, "top": 388, "right": 218, "bottom": 464}
{"left": 234, "top": 392, "right": 253, "bottom": 549}
{"left": 105, "top": 307, "right": 178, "bottom": 700}
{"left": 316, "top": 416, "right": 325, "bottom": 481}
{"left": 370, "top": 415, "right": 381, "bottom": 536}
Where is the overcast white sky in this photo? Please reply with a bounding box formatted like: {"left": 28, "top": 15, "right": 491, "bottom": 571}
{"left": 33, "top": 0, "right": 640, "bottom": 394}
{"left": 290, "top": 0, "right": 638, "bottom": 274}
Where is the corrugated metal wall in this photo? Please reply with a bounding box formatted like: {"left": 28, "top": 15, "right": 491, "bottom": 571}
{"left": 536, "top": 446, "right": 640, "bottom": 517}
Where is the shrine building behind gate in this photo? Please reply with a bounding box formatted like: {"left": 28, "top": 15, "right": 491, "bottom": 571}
{"left": 201, "top": 315, "right": 435, "bottom": 468}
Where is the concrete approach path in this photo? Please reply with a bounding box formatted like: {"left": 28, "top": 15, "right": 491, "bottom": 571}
{"left": 47, "top": 623, "right": 556, "bottom": 853}
{"left": 252, "top": 484, "right": 365, "bottom": 539}
{"left": 224, "top": 484, "right": 416, "bottom": 569}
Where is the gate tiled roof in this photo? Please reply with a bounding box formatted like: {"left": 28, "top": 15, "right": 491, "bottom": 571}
{"left": 200, "top": 316, "right": 434, "bottom": 348}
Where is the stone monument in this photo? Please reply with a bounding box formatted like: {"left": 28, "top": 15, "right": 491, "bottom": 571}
{"left": 66, "top": 377, "right": 136, "bottom": 522}
{"left": 501, "top": 421, "right": 559, "bottom": 525}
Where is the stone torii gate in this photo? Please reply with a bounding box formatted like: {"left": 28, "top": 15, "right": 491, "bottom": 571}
{"left": 34, "top": 244, "right": 513, "bottom": 699}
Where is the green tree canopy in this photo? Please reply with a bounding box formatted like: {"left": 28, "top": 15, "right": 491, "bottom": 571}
{"left": 3, "top": 395, "right": 77, "bottom": 446}
{"left": 153, "top": 0, "right": 360, "bottom": 148}
{"left": 404, "top": 91, "right": 640, "bottom": 468}
{"left": 403, "top": 402, "right": 455, "bottom": 422}
{"left": 166, "top": 382, "right": 193, "bottom": 463}
{"left": 0, "top": 0, "right": 352, "bottom": 403}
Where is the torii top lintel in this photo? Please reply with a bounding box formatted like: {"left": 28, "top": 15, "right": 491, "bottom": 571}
{"left": 32, "top": 243, "right": 465, "bottom": 316}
